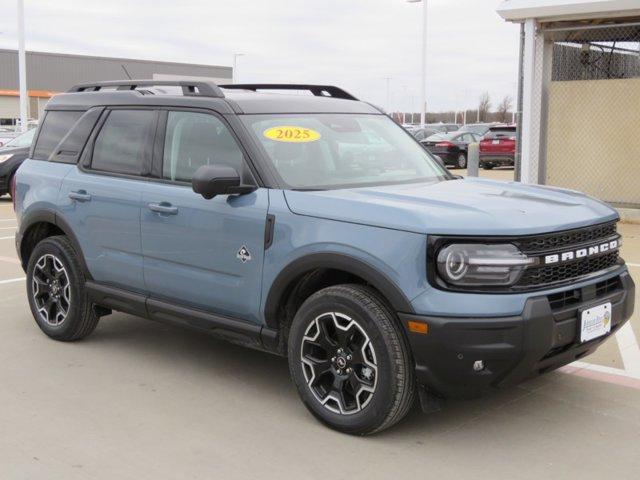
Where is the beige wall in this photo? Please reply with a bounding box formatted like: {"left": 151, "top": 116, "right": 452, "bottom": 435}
{"left": 546, "top": 78, "right": 640, "bottom": 207}
{"left": 0, "top": 96, "right": 20, "bottom": 118}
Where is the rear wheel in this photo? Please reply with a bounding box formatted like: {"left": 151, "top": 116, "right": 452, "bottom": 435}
{"left": 26, "top": 236, "right": 99, "bottom": 341}
{"left": 456, "top": 153, "right": 467, "bottom": 169}
{"left": 288, "top": 285, "right": 415, "bottom": 435}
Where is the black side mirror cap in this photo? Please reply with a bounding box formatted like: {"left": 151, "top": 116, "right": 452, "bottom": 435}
{"left": 192, "top": 165, "right": 257, "bottom": 199}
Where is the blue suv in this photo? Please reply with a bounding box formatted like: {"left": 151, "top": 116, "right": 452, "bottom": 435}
{"left": 14, "top": 80, "right": 635, "bottom": 435}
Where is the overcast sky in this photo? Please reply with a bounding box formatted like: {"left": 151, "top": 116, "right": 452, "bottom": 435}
{"left": 0, "top": 0, "right": 520, "bottom": 113}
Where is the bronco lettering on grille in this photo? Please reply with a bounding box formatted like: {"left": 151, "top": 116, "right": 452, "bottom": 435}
{"left": 543, "top": 239, "right": 619, "bottom": 265}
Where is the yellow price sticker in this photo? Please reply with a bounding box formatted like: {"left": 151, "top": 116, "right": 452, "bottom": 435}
{"left": 263, "top": 126, "right": 321, "bottom": 143}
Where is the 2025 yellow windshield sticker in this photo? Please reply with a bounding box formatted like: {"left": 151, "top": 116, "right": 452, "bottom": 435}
{"left": 263, "top": 126, "right": 321, "bottom": 143}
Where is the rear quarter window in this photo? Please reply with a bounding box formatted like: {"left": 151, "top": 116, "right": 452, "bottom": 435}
{"left": 32, "top": 110, "right": 84, "bottom": 160}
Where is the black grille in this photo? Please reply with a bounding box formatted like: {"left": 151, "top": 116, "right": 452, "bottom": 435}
{"left": 547, "top": 275, "right": 622, "bottom": 311}
{"left": 518, "top": 251, "right": 619, "bottom": 288}
{"left": 518, "top": 222, "right": 617, "bottom": 253}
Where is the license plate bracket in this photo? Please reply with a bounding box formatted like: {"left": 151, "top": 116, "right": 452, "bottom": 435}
{"left": 580, "top": 302, "right": 612, "bottom": 343}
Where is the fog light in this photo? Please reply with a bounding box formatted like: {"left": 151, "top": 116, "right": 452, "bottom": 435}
{"left": 473, "top": 360, "right": 485, "bottom": 372}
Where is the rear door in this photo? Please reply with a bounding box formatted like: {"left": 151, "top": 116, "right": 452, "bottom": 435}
{"left": 140, "top": 109, "right": 268, "bottom": 322}
{"left": 58, "top": 108, "right": 158, "bottom": 292}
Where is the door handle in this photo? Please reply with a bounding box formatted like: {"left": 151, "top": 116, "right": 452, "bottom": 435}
{"left": 148, "top": 202, "right": 179, "bottom": 215}
{"left": 68, "top": 190, "right": 92, "bottom": 202}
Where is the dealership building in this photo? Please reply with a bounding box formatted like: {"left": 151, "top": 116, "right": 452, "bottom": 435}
{"left": 0, "top": 49, "right": 232, "bottom": 126}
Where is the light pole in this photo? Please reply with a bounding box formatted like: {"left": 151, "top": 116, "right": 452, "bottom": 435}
{"left": 17, "top": 0, "right": 28, "bottom": 132}
{"left": 407, "top": 0, "right": 427, "bottom": 126}
{"left": 232, "top": 53, "right": 244, "bottom": 84}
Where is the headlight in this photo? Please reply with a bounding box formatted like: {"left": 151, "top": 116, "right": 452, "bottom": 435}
{"left": 0, "top": 154, "right": 14, "bottom": 164}
{"left": 437, "top": 243, "right": 535, "bottom": 287}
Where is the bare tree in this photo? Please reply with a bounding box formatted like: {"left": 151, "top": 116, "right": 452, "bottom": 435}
{"left": 478, "top": 92, "right": 491, "bottom": 122}
{"left": 497, "top": 95, "right": 513, "bottom": 123}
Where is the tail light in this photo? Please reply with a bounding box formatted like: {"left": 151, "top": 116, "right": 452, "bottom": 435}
{"left": 10, "top": 175, "right": 16, "bottom": 211}
{"left": 435, "top": 141, "right": 454, "bottom": 149}
{"left": 508, "top": 136, "right": 516, "bottom": 141}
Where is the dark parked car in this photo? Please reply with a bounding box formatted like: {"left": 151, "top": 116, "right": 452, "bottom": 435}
{"left": 427, "top": 123, "right": 460, "bottom": 133}
{"left": 412, "top": 127, "right": 444, "bottom": 141}
{"left": 479, "top": 124, "right": 516, "bottom": 169}
{"left": 421, "top": 131, "right": 482, "bottom": 169}
{"left": 0, "top": 128, "right": 36, "bottom": 198}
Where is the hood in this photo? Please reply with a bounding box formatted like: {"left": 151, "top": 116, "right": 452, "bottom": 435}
{"left": 283, "top": 178, "right": 618, "bottom": 236}
{"left": 0, "top": 145, "right": 29, "bottom": 156}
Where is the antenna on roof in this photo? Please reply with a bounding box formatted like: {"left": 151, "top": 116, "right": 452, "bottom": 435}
{"left": 121, "top": 65, "right": 132, "bottom": 80}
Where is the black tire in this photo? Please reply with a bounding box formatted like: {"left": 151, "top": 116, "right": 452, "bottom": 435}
{"left": 26, "top": 235, "right": 99, "bottom": 341}
{"left": 288, "top": 284, "right": 415, "bottom": 435}
{"left": 456, "top": 153, "right": 467, "bottom": 169}
{"left": 482, "top": 163, "right": 495, "bottom": 170}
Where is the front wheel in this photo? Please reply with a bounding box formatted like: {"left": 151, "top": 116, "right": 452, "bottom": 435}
{"left": 26, "top": 236, "right": 99, "bottom": 341}
{"left": 288, "top": 285, "right": 415, "bottom": 435}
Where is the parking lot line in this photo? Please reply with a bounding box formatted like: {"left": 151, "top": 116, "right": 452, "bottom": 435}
{"left": 0, "top": 277, "right": 25, "bottom": 285}
{"left": 616, "top": 323, "right": 640, "bottom": 377}
{"left": 0, "top": 226, "right": 16, "bottom": 230}
{"left": 627, "top": 262, "right": 639, "bottom": 268}
{"left": 0, "top": 219, "right": 16, "bottom": 222}
{"left": 0, "top": 236, "right": 15, "bottom": 240}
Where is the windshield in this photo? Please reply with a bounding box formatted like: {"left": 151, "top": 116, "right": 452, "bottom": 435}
{"left": 486, "top": 128, "right": 516, "bottom": 139}
{"left": 4, "top": 128, "right": 36, "bottom": 148}
{"left": 242, "top": 114, "right": 449, "bottom": 189}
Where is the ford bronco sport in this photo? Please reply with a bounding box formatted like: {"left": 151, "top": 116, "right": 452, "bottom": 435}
{"left": 14, "top": 80, "right": 635, "bottom": 435}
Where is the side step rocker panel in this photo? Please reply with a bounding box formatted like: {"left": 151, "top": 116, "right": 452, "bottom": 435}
{"left": 85, "top": 281, "right": 280, "bottom": 353}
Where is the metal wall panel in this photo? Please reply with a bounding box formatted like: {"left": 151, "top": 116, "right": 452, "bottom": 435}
{"left": 0, "top": 49, "right": 231, "bottom": 92}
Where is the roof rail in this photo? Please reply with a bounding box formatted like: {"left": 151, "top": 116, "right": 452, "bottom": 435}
{"left": 67, "top": 79, "right": 225, "bottom": 98}
{"left": 220, "top": 84, "right": 358, "bottom": 101}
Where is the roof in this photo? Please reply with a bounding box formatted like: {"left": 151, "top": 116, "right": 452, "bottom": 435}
{"left": 497, "top": 0, "right": 640, "bottom": 22}
{"left": 45, "top": 89, "right": 381, "bottom": 115}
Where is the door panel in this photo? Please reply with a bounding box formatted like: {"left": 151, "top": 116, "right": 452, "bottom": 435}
{"left": 58, "top": 167, "right": 145, "bottom": 291}
{"left": 141, "top": 184, "right": 268, "bottom": 322}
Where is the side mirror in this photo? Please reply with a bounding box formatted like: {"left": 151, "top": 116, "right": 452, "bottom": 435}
{"left": 192, "top": 165, "right": 256, "bottom": 199}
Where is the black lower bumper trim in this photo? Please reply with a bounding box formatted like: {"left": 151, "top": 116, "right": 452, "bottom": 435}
{"left": 399, "top": 271, "right": 635, "bottom": 399}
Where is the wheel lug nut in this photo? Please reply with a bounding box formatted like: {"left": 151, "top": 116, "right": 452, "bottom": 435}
{"left": 347, "top": 355, "right": 352, "bottom": 360}
{"left": 347, "top": 368, "right": 352, "bottom": 373}
{"left": 331, "top": 357, "right": 336, "bottom": 362}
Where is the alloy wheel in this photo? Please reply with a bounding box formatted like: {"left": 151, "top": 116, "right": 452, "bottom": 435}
{"left": 31, "top": 254, "right": 71, "bottom": 327}
{"left": 300, "top": 312, "right": 378, "bottom": 415}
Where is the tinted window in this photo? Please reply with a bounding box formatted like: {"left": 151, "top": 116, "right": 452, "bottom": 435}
{"left": 486, "top": 128, "right": 516, "bottom": 139}
{"left": 32, "top": 111, "right": 84, "bottom": 160}
{"left": 91, "top": 110, "right": 156, "bottom": 175}
{"left": 163, "top": 111, "right": 246, "bottom": 182}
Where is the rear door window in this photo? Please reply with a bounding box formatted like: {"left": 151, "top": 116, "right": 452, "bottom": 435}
{"left": 32, "top": 110, "right": 84, "bottom": 160}
{"left": 91, "top": 110, "right": 156, "bottom": 176}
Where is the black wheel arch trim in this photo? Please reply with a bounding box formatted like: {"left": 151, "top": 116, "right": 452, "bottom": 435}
{"left": 18, "top": 208, "right": 93, "bottom": 280}
{"left": 264, "top": 252, "right": 415, "bottom": 330}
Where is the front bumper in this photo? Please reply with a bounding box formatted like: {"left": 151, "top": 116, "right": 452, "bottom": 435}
{"left": 399, "top": 271, "right": 635, "bottom": 399}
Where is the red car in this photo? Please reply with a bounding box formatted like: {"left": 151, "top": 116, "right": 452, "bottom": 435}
{"left": 479, "top": 125, "right": 516, "bottom": 170}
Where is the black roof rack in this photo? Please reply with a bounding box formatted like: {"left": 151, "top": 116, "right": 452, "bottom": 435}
{"left": 67, "top": 79, "right": 225, "bottom": 98}
{"left": 220, "top": 84, "right": 358, "bottom": 101}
